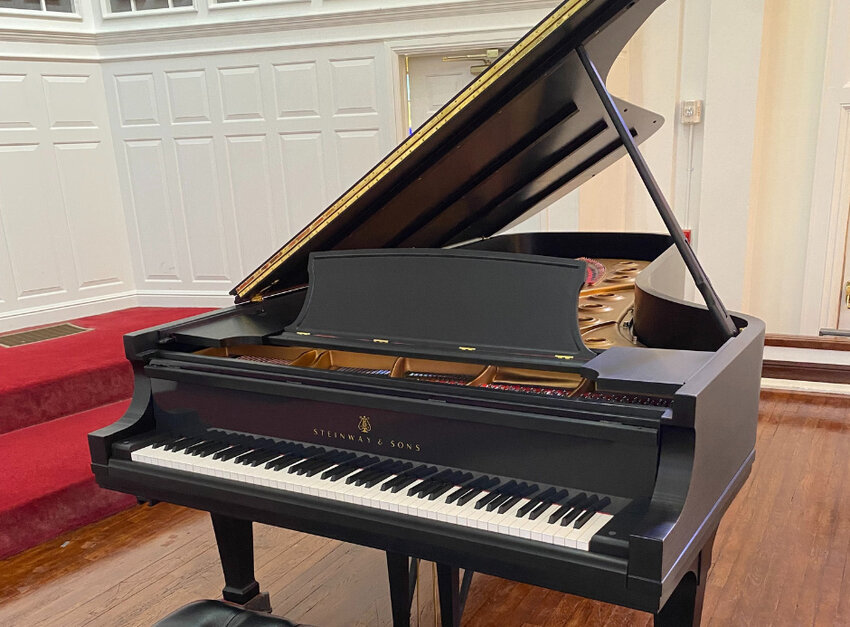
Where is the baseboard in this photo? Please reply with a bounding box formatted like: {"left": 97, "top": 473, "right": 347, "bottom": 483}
{"left": 0, "top": 290, "right": 232, "bottom": 333}
{"left": 0, "top": 292, "right": 139, "bottom": 334}
{"left": 765, "top": 333, "right": 850, "bottom": 352}
{"left": 134, "top": 290, "right": 233, "bottom": 308}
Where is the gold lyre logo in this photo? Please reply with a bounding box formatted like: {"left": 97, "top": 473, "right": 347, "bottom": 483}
{"left": 357, "top": 416, "right": 372, "bottom": 434}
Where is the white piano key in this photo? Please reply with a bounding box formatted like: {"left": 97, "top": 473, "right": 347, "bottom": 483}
{"left": 131, "top": 440, "right": 619, "bottom": 553}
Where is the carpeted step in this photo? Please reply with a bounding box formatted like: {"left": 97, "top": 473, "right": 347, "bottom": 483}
{"left": 0, "top": 307, "right": 211, "bottom": 435}
{"left": 0, "top": 400, "right": 138, "bottom": 560}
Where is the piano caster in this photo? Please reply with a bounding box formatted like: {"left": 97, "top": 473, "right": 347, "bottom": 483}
{"left": 210, "top": 514, "right": 270, "bottom": 611}
{"left": 240, "top": 591, "right": 272, "bottom": 613}
{"left": 654, "top": 532, "right": 716, "bottom": 627}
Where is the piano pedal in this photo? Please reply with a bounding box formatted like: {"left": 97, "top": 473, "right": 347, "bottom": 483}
{"left": 136, "top": 497, "right": 160, "bottom": 507}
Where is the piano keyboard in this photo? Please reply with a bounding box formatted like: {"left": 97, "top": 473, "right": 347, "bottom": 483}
{"left": 130, "top": 434, "right": 615, "bottom": 551}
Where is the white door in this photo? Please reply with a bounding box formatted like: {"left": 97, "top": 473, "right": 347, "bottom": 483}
{"left": 403, "top": 52, "right": 579, "bottom": 235}
{"left": 405, "top": 52, "right": 482, "bottom": 135}
{"left": 802, "top": 0, "right": 850, "bottom": 333}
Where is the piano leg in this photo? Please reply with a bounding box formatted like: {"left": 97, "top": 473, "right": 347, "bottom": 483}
{"left": 436, "top": 563, "right": 475, "bottom": 627}
{"left": 437, "top": 563, "right": 460, "bottom": 627}
{"left": 654, "top": 532, "right": 716, "bottom": 627}
{"left": 210, "top": 514, "right": 270, "bottom": 611}
{"left": 385, "top": 551, "right": 419, "bottom": 627}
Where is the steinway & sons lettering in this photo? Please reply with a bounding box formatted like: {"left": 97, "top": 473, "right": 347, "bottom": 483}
{"left": 312, "top": 428, "right": 422, "bottom": 452}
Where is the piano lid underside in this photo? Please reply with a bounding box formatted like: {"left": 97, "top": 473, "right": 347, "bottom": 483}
{"left": 236, "top": 42, "right": 663, "bottom": 301}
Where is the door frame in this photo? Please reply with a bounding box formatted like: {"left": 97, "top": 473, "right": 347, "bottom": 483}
{"left": 384, "top": 30, "right": 528, "bottom": 143}
{"left": 801, "top": 0, "right": 850, "bottom": 333}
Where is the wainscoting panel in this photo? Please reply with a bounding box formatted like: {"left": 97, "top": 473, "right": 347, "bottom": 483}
{"left": 0, "top": 61, "right": 133, "bottom": 328}
{"left": 105, "top": 42, "right": 396, "bottom": 293}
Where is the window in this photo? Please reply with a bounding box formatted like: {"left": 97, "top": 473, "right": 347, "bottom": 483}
{"left": 108, "top": 0, "right": 192, "bottom": 13}
{"left": 0, "top": 0, "right": 75, "bottom": 13}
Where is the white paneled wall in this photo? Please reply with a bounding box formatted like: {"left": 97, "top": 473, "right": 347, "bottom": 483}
{"left": 0, "top": 61, "right": 133, "bottom": 330}
{"left": 103, "top": 43, "right": 395, "bottom": 301}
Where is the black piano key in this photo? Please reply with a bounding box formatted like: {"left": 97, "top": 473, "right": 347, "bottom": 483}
{"left": 362, "top": 459, "right": 398, "bottom": 482}
{"left": 196, "top": 441, "right": 229, "bottom": 456}
{"left": 457, "top": 488, "right": 483, "bottom": 506}
{"left": 518, "top": 484, "right": 539, "bottom": 498}
{"left": 306, "top": 451, "right": 353, "bottom": 476}
{"left": 490, "top": 481, "right": 526, "bottom": 509}
{"left": 267, "top": 454, "right": 302, "bottom": 470}
{"left": 213, "top": 445, "right": 243, "bottom": 460}
{"left": 560, "top": 495, "right": 599, "bottom": 527}
{"left": 475, "top": 489, "right": 504, "bottom": 510}
{"left": 248, "top": 450, "right": 281, "bottom": 467}
{"left": 327, "top": 456, "right": 379, "bottom": 480}
{"left": 289, "top": 450, "right": 330, "bottom": 474}
{"left": 427, "top": 483, "right": 455, "bottom": 500}
{"left": 517, "top": 487, "right": 556, "bottom": 517}
{"left": 169, "top": 437, "right": 202, "bottom": 452}
{"left": 446, "top": 476, "right": 489, "bottom": 504}
{"left": 347, "top": 460, "right": 391, "bottom": 485}
{"left": 217, "top": 445, "right": 251, "bottom": 461}
{"left": 573, "top": 497, "right": 611, "bottom": 529}
{"left": 150, "top": 435, "right": 174, "bottom": 449}
{"left": 527, "top": 491, "right": 569, "bottom": 520}
{"left": 485, "top": 489, "right": 513, "bottom": 512}
{"left": 409, "top": 469, "right": 453, "bottom": 497}
{"left": 160, "top": 436, "right": 188, "bottom": 451}
{"left": 235, "top": 449, "right": 265, "bottom": 465}
{"left": 367, "top": 461, "right": 406, "bottom": 486}
{"left": 498, "top": 496, "right": 523, "bottom": 514}
{"left": 364, "top": 471, "right": 396, "bottom": 489}
{"left": 477, "top": 480, "right": 517, "bottom": 510}
{"left": 548, "top": 493, "right": 587, "bottom": 524}
{"left": 392, "top": 467, "right": 437, "bottom": 493}
{"left": 475, "top": 492, "right": 501, "bottom": 510}
{"left": 326, "top": 465, "right": 358, "bottom": 482}
{"left": 381, "top": 462, "right": 427, "bottom": 490}
{"left": 195, "top": 442, "right": 229, "bottom": 458}
{"left": 182, "top": 440, "right": 211, "bottom": 455}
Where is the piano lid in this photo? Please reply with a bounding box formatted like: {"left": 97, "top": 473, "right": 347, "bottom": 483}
{"left": 232, "top": 0, "right": 666, "bottom": 303}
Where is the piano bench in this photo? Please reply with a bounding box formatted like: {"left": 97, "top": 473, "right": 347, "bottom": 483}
{"left": 153, "top": 600, "right": 308, "bottom": 627}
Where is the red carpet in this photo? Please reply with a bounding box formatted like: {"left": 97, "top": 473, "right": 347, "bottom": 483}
{"left": 0, "top": 307, "right": 209, "bottom": 435}
{"left": 0, "top": 306, "right": 213, "bottom": 560}
{"left": 0, "top": 401, "right": 136, "bottom": 559}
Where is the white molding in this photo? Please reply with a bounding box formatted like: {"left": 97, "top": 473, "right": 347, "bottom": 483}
{"left": 135, "top": 289, "right": 232, "bottom": 307}
{"left": 761, "top": 378, "right": 850, "bottom": 397}
{"left": 0, "top": 8, "right": 82, "bottom": 21}
{"left": 0, "top": 0, "right": 555, "bottom": 47}
{"left": 0, "top": 290, "right": 138, "bottom": 333}
{"left": 208, "top": 0, "right": 307, "bottom": 12}
{"left": 0, "top": 288, "right": 237, "bottom": 332}
{"left": 101, "top": 6, "right": 197, "bottom": 20}
{"left": 0, "top": 29, "right": 94, "bottom": 44}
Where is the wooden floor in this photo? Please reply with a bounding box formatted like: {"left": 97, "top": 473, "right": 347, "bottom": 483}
{"left": 1, "top": 390, "right": 848, "bottom": 626}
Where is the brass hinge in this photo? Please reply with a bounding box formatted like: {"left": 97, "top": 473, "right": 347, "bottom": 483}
{"left": 845, "top": 281, "right": 850, "bottom": 309}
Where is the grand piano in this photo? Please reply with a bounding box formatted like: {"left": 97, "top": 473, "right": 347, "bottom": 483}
{"left": 89, "top": 0, "right": 764, "bottom": 624}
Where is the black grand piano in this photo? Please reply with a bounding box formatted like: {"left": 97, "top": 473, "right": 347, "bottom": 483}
{"left": 89, "top": 0, "right": 764, "bottom": 624}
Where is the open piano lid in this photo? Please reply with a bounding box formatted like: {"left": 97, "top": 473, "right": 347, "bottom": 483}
{"left": 232, "top": 0, "right": 667, "bottom": 304}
